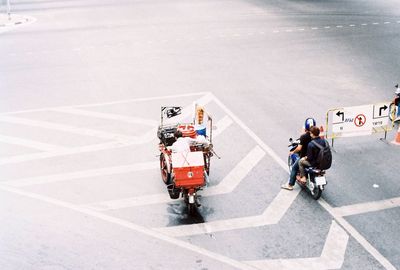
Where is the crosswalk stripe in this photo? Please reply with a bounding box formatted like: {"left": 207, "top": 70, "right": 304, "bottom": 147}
{"left": 0, "top": 134, "right": 68, "bottom": 152}
{"left": 84, "top": 145, "right": 265, "bottom": 211}
{"left": 3, "top": 161, "right": 159, "bottom": 187}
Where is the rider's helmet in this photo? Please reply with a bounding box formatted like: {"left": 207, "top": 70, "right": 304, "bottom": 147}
{"left": 395, "top": 84, "right": 400, "bottom": 95}
{"left": 304, "top": 117, "right": 316, "bottom": 131}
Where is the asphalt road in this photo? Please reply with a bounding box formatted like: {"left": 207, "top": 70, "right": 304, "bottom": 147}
{"left": 0, "top": 0, "right": 399, "bottom": 269}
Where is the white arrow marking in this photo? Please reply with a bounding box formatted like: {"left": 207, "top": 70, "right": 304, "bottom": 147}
{"left": 84, "top": 145, "right": 265, "bottom": 211}
{"left": 3, "top": 161, "right": 159, "bottom": 187}
{"left": 333, "top": 197, "right": 400, "bottom": 217}
{"left": 244, "top": 221, "right": 348, "bottom": 270}
{"left": 155, "top": 187, "right": 299, "bottom": 236}
{"left": 0, "top": 134, "right": 68, "bottom": 152}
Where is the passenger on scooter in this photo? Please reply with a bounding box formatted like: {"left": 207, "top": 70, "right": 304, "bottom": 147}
{"left": 281, "top": 117, "right": 316, "bottom": 191}
{"left": 299, "top": 126, "right": 326, "bottom": 183}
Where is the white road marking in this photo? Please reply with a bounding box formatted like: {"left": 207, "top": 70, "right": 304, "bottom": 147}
{"left": 53, "top": 107, "right": 158, "bottom": 127}
{"left": 361, "top": 23, "right": 368, "bottom": 26}
{"left": 336, "top": 25, "right": 343, "bottom": 28}
{"left": 384, "top": 22, "right": 390, "bottom": 24}
{"left": 311, "top": 27, "right": 319, "bottom": 30}
{"left": 324, "top": 26, "right": 331, "bottom": 29}
{"left": 0, "top": 93, "right": 212, "bottom": 165}
{"left": 349, "top": 24, "right": 355, "bottom": 27}
{"left": 319, "top": 199, "right": 397, "bottom": 270}
{"left": 0, "top": 138, "right": 156, "bottom": 165}
{"left": 0, "top": 134, "right": 68, "bottom": 152}
{"left": 210, "top": 94, "right": 288, "bottom": 171}
{"left": 372, "top": 22, "right": 379, "bottom": 25}
{"left": 0, "top": 92, "right": 207, "bottom": 116}
{"left": 84, "top": 146, "right": 265, "bottom": 210}
{"left": 3, "top": 161, "right": 159, "bottom": 187}
{"left": 0, "top": 115, "right": 138, "bottom": 142}
{"left": 333, "top": 197, "right": 400, "bottom": 217}
{"left": 244, "top": 221, "right": 348, "bottom": 270}
{"left": 154, "top": 187, "right": 300, "bottom": 236}
{"left": 0, "top": 185, "right": 258, "bottom": 270}
{"left": 211, "top": 116, "right": 233, "bottom": 137}
{"left": 298, "top": 29, "right": 305, "bottom": 31}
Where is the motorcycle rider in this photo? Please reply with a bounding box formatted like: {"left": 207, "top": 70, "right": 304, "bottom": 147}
{"left": 299, "top": 126, "right": 326, "bottom": 182}
{"left": 281, "top": 117, "right": 316, "bottom": 191}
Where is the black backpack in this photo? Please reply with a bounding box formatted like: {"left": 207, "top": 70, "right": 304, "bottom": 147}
{"left": 311, "top": 139, "right": 332, "bottom": 170}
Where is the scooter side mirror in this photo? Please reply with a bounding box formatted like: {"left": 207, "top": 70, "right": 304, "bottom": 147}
{"left": 289, "top": 138, "right": 293, "bottom": 143}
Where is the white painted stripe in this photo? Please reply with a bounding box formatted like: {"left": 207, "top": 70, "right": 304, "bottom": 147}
{"left": 311, "top": 27, "right": 319, "bottom": 30}
{"left": 212, "top": 116, "right": 233, "bottom": 137}
{"left": 155, "top": 187, "right": 299, "bottom": 237}
{"left": 84, "top": 146, "right": 265, "bottom": 210}
{"left": 0, "top": 134, "right": 68, "bottom": 152}
{"left": 3, "top": 161, "right": 159, "bottom": 187}
{"left": 0, "top": 140, "right": 154, "bottom": 165}
{"left": 384, "top": 22, "right": 390, "bottom": 24}
{"left": 0, "top": 92, "right": 208, "bottom": 116}
{"left": 0, "top": 94, "right": 212, "bottom": 165}
{"left": 349, "top": 24, "right": 355, "bottom": 27}
{"left": 53, "top": 107, "right": 158, "bottom": 127}
{"left": 361, "top": 23, "right": 368, "bottom": 26}
{"left": 333, "top": 197, "right": 400, "bottom": 217}
{"left": 210, "top": 94, "right": 288, "bottom": 171}
{"left": 0, "top": 115, "right": 137, "bottom": 142}
{"left": 319, "top": 199, "right": 397, "bottom": 270}
{"left": 324, "top": 26, "right": 331, "bottom": 29}
{"left": 244, "top": 221, "right": 348, "bottom": 270}
{"left": 336, "top": 25, "right": 343, "bottom": 28}
{"left": 372, "top": 22, "right": 379, "bottom": 25}
{"left": 0, "top": 185, "right": 258, "bottom": 270}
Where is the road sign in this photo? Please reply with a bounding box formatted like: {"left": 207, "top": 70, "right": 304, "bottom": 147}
{"left": 331, "top": 104, "right": 372, "bottom": 135}
{"left": 328, "top": 102, "right": 392, "bottom": 138}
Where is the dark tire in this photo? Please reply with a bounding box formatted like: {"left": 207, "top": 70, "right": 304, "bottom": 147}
{"left": 188, "top": 203, "right": 195, "bottom": 215}
{"left": 160, "top": 154, "right": 171, "bottom": 185}
{"left": 311, "top": 181, "right": 322, "bottom": 200}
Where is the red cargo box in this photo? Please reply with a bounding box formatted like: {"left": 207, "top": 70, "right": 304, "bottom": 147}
{"left": 171, "top": 152, "right": 205, "bottom": 188}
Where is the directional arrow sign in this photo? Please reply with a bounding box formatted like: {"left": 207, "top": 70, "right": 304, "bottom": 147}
{"left": 336, "top": 110, "right": 344, "bottom": 121}
{"left": 379, "top": 105, "right": 388, "bottom": 116}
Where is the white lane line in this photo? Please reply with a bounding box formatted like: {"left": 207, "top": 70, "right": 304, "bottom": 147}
{"left": 244, "top": 221, "right": 348, "bottom": 270}
{"left": 154, "top": 187, "right": 300, "bottom": 237}
{"left": 3, "top": 161, "right": 159, "bottom": 187}
{"left": 333, "top": 197, "right": 400, "bottom": 217}
{"left": 0, "top": 92, "right": 208, "bottom": 116}
{"left": 324, "top": 26, "right": 331, "bottom": 29}
{"left": 0, "top": 134, "right": 68, "bottom": 152}
{"left": 361, "top": 23, "right": 368, "bottom": 26}
{"left": 53, "top": 107, "right": 158, "bottom": 127}
{"left": 384, "top": 22, "right": 390, "bottom": 24}
{"left": 311, "top": 27, "right": 319, "bottom": 30}
{"left": 319, "top": 199, "right": 397, "bottom": 270}
{"left": 0, "top": 115, "right": 137, "bottom": 142}
{"left": 349, "top": 24, "right": 355, "bottom": 27}
{"left": 336, "top": 25, "right": 343, "bottom": 28}
{"left": 210, "top": 94, "right": 288, "bottom": 171}
{"left": 372, "top": 22, "right": 380, "bottom": 25}
{"left": 84, "top": 146, "right": 265, "bottom": 211}
{"left": 0, "top": 185, "right": 258, "bottom": 270}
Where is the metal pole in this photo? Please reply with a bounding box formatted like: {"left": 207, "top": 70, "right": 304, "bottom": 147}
{"left": 7, "top": 0, "right": 11, "bottom": 20}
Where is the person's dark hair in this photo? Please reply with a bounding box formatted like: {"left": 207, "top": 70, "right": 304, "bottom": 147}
{"left": 174, "top": 130, "right": 183, "bottom": 138}
{"left": 310, "top": 126, "right": 320, "bottom": 137}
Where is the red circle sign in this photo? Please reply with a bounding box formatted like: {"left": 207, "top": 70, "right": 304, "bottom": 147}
{"left": 354, "top": 114, "right": 366, "bottom": 127}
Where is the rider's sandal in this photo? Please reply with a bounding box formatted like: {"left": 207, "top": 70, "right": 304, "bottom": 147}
{"left": 281, "top": 184, "right": 293, "bottom": 190}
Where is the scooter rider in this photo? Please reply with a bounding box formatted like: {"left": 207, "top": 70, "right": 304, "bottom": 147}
{"left": 281, "top": 117, "right": 316, "bottom": 191}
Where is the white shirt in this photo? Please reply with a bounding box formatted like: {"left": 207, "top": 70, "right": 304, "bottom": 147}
{"left": 170, "top": 135, "right": 209, "bottom": 153}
